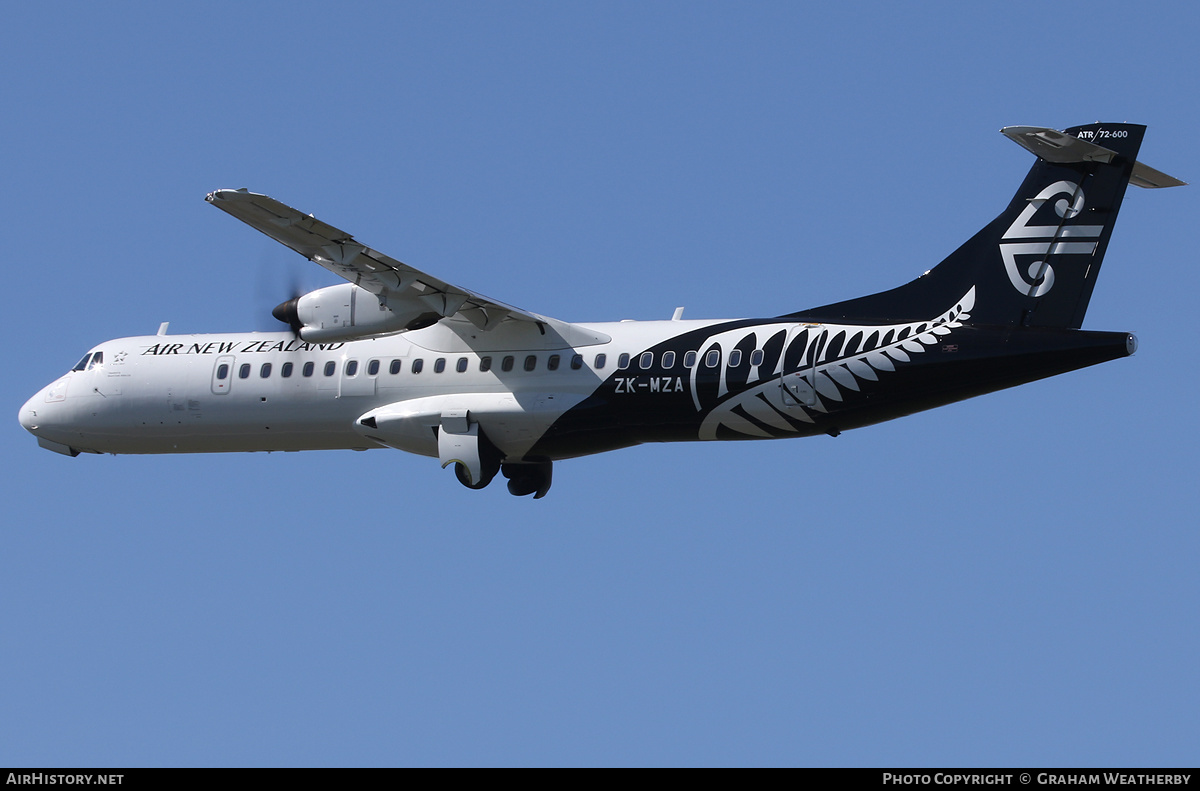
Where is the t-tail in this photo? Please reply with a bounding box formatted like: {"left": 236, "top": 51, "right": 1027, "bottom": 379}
{"left": 789, "top": 123, "right": 1184, "bottom": 328}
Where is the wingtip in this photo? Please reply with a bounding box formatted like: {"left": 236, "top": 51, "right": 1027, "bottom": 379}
{"left": 205, "top": 188, "right": 251, "bottom": 203}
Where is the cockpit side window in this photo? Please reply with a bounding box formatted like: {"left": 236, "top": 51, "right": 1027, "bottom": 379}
{"left": 86, "top": 352, "right": 103, "bottom": 370}
{"left": 72, "top": 353, "right": 92, "bottom": 372}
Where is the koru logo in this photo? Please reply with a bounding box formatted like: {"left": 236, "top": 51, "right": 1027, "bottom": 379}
{"left": 1000, "top": 181, "right": 1101, "bottom": 297}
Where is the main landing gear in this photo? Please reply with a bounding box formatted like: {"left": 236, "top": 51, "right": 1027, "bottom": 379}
{"left": 451, "top": 456, "right": 553, "bottom": 499}
{"left": 500, "top": 459, "right": 553, "bottom": 499}
{"left": 439, "top": 415, "right": 552, "bottom": 498}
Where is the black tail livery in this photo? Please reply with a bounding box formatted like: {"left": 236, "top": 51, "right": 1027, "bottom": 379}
{"left": 792, "top": 123, "right": 1183, "bottom": 328}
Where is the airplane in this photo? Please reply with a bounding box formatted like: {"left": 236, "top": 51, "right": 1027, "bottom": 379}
{"left": 18, "top": 123, "right": 1184, "bottom": 498}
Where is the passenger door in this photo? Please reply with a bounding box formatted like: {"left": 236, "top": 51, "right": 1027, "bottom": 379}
{"left": 780, "top": 324, "right": 823, "bottom": 408}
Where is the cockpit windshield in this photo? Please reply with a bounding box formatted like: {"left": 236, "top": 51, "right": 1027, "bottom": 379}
{"left": 71, "top": 351, "right": 103, "bottom": 372}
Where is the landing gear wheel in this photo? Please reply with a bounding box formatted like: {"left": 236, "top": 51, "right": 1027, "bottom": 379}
{"left": 455, "top": 461, "right": 497, "bottom": 490}
{"left": 502, "top": 459, "right": 553, "bottom": 499}
{"left": 444, "top": 422, "right": 502, "bottom": 490}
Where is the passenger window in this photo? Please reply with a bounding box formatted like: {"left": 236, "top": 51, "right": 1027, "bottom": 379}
{"left": 260, "top": 363, "right": 272, "bottom": 378}
{"left": 524, "top": 355, "right": 537, "bottom": 372}
{"left": 684, "top": 351, "right": 698, "bottom": 368}
{"left": 411, "top": 358, "right": 424, "bottom": 374}
{"left": 705, "top": 350, "right": 720, "bottom": 368}
{"left": 594, "top": 353, "right": 607, "bottom": 369}
{"left": 303, "top": 362, "right": 315, "bottom": 377}
{"left": 456, "top": 357, "right": 468, "bottom": 373}
{"left": 345, "top": 360, "right": 358, "bottom": 376}
{"left": 324, "top": 361, "right": 336, "bottom": 377}
{"left": 239, "top": 364, "right": 251, "bottom": 379}
{"left": 750, "top": 349, "right": 764, "bottom": 367}
{"left": 367, "top": 359, "right": 380, "bottom": 376}
{"left": 617, "top": 353, "right": 630, "bottom": 369}
{"left": 662, "top": 351, "right": 676, "bottom": 369}
{"left": 570, "top": 354, "right": 583, "bottom": 370}
{"left": 72, "top": 354, "right": 91, "bottom": 372}
{"left": 728, "top": 350, "right": 742, "bottom": 367}
{"left": 281, "top": 362, "right": 293, "bottom": 378}
{"left": 389, "top": 359, "right": 402, "bottom": 375}
{"left": 480, "top": 356, "right": 492, "bottom": 372}
{"left": 216, "top": 364, "right": 229, "bottom": 380}
{"left": 501, "top": 356, "right": 514, "bottom": 372}
{"left": 547, "top": 354, "right": 560, "bottom": 371}
{"left": 639, "top": 352, "right": 653, "bottom": 370}
{"left": 434, "top": 358, "right": 446, "bottom": 373}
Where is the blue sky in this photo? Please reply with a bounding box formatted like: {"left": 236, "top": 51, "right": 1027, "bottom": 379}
{"left": 3, "top": 2, "right": 1198, "bottom": 766}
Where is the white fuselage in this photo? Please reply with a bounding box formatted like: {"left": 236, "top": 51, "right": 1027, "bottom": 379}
{"left": 19, "top": 317, "right": 730, "bottom": 460}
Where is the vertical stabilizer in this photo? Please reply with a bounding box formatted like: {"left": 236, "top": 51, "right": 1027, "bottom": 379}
{"left": 791, "top": 123, "right": 1178, "bottom": 328}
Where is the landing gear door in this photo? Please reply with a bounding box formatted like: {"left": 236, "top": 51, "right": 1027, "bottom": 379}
{"left": 780, "top": 324, "right": 824, "bottom": 408}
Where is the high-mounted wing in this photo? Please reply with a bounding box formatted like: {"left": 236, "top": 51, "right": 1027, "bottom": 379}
{"left": 206, "top": 189, "right": 581, "bottom": 336}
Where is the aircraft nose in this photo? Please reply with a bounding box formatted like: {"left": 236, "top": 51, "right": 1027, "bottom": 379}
{"left": 19, "top": 383, "right": 82, "bottom": 456}
{"left": 18, "top": 394, "right": 41, "bottom": 434}
{"left": 18, "top": 377, "right": 68, "bottom": 436}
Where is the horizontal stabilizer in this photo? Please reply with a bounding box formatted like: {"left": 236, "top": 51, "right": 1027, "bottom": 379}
{"left": 1129, "top": 161, "right": 1187, "bottom": 189}
{"left": 1002, "top": 125, "right": 1185, "bottom": 189}
{"left": 1001, "top": 125, "right": 1117, "bottom": 164}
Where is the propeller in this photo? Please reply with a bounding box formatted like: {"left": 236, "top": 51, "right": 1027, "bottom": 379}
{"left": 272, "top": 296, "right": 303, "bottom": 337}
{"left": 255, "top": 250, "right": 304, "bottom": 337}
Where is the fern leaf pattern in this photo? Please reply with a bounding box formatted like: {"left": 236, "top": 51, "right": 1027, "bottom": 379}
{"left": 694, "top": 288, "right": 975, "bottom": 440}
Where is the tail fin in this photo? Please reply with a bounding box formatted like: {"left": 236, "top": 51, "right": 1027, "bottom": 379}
{"left": 791, "top": 123, "right": 1182, "bottom": 328}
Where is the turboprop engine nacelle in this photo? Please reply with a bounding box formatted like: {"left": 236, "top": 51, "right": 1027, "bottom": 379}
{"left": 273, "top": 283, "right": 441, "bottom": 343}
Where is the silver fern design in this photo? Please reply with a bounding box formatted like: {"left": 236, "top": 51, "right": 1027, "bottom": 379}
{"left": 695, "top": 288, "right": 976, "bottom": 439}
